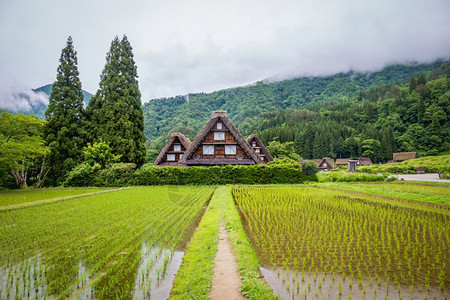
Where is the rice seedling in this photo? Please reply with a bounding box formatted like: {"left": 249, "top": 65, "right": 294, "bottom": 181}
{"left": 233, "top": 185, "right": 450, "bottom": 299}
{"left": 0, "top": 186, "right": 214, "bottom": 299}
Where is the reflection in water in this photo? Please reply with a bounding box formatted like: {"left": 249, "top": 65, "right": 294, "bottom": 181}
{"left": 260, "top": 266, "right": 449, "bottom": 300}
{"left": 68, "top": 260, "right": 95, "bottom": 299}
{"left": 133, "top": 243, "right": 184, "bottom": 300}
{"left": 0, "top": 256, "right": 47, "bottom": 299}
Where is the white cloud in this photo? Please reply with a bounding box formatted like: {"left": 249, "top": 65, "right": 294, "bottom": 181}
{"left": 0, "top": 0, "right": 449, "bottom": 102}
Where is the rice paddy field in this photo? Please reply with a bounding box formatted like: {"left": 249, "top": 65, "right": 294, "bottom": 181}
{"left": 233, "top": 185, "right": 450, "bottom": 299}
{"left": 1, "top": 182, "right": 449, "bottom": 300}
{"left": 0, "top": 186, "right": 214, "bottom": 299}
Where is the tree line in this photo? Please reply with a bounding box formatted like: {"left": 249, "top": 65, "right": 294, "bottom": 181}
{"left": 1, "top": 36, "right": 146, "bottom": 187}
{"left": 240, "top": 63, "right": 450, "bottom": 163}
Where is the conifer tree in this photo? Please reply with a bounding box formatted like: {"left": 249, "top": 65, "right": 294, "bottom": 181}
{"left": 44, "top": 36, "right": 85, "bottom": 185}
{"left": 86, "top": 35, "right": 146, "bottom": 166}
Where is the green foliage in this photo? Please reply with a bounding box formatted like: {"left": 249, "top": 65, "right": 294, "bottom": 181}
{"left": 85, "top": 35, "right": 146, "bottom": 166}
{"left": 317, "top": 171, "right": 388, "bottom": 182}
{"left": 266, "top": 141, "right": 301, "bottom": 161}
{"left": 0, "top": 111, "right": 50, "bottom": 188}
{"left": 0, "top": 111, "right": 49, "bottom": 168}
{"left": 64, "top": 162, "right": 102, "bottom": 187}
{"left": 135, "top": 164, "right": 317, "bottom": 185}
{"left": 358, "top": 154, "right": 450, "bottom": 177}
{"left": 83, "top": 140, "right": 121, "bottom": 167}
{"left": 44, "top": 36, "right": 85, "bottom": 186}
{"left": 143, "top": 60, "right": 445, "bottom": 150}
{"left": 97, "top": 163, "right": 136, "bottom": 187}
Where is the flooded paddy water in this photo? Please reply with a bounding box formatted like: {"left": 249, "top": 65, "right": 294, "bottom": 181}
{"left": 260, "top": 266, "right": 449, "bottom": 300}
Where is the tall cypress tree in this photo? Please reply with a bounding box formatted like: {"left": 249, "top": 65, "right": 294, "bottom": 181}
{"left": 44, "top": 36, "right": 85, "bottom": 185}
{"left": 86, "top": 35, "right": 146, "bottom": 166}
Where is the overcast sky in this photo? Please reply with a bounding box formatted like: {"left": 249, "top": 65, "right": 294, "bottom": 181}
{"left": 1, "top": 0, "right": 450, "bottom": 107}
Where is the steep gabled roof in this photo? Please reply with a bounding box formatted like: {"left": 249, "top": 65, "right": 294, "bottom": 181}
{"left": 335, "top": 158, "right": 350, "bottom": 166}
{"left": 153, "top": 132, "right": 191, "bottom": 166}
{"left": 357, "top": 157, "right": 373, "bottom": 165}
{"left": 179, "top": 111, "right": 263, "bottom": 165}
{"left": 247, "top": 134, "right": 274, "bottom": 162}
{"left": 393, "top": 152, "right": 417, "bottom": 161}
{"left": 318, "top": 157, "right": 334, "bottom": 169}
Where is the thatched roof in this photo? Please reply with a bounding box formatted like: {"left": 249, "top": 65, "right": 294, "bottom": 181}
{"left": 310, "top": 159, "right": 322, "bottom": 166}
{"left": 318, "top": 157, "right": 334, "bottom": 169}
{"left": 179, "top": 111, "right": 263, "bottom": 165}
{"left": 153, "top": 132, "right": 191, "bottom": 166}
{"left": 335, "top": 158, "right": 350, "bottom": 166}
{"left": 393, "top": 152, "right": 417, "bottom": 161}
{"left": 357, "top": 157, "right": 373, "bottom": 165}
{"left": 246, "top": 134, "right": 274, "bottom": 162}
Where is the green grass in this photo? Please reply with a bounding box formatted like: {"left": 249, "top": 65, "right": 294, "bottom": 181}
{"left": 320, "top": 182, "right": 450, "bottom": 205}
{"left": 0, "top": 187, "right": 111, "bottom": 207}
{"left": 358, "top": 154, "right": 450, "bottom": 175}
{"left": 170, "top": 186, "right": 278, "bottom": 299}
{"left": 169, "top": 186, "right": 221, "bottom": 299}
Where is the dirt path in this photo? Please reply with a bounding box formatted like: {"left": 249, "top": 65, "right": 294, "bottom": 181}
{"left": 210, "top": 225, "right": 247, "bottom": 300}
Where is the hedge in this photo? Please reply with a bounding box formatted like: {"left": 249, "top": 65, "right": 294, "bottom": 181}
{"left": 135, "top": 164, "right": 317, "bottom": 185}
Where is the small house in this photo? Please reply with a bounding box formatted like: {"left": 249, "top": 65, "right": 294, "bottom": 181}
{"left": 392, "top": 152, "right": 417, "bottom": 163}
{"left": 179, "top": 111, "right": 264, "bottom": 166}
{"left": 317, "top": 157, "right": 334, "bottom": 171}
{"left": 357, "top": 157, "right": 373, "bottom": 165}
{"left": 247, "top": 134, "right": 274, "bottom": 163}
{"left": 335, "top": 158, "right": 350, "bottom": 167}
{"left": 153, "top": 133, "right": 191, "bottom": 166}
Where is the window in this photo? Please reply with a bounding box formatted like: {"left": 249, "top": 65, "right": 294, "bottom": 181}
{"left": 252, "top": 142, "right": 256, "bottom": 147}
{"left": 216, "top": 122, "right": 222, "bottom": 129}
{"left": 259, "top": 156, "right": 265, "bottom": 160}
{"left": 323, "top": 163, "right": 327, "bottom": 167}
{"left": 174, "top": 144, "right": 181, "bottom": 152}
{"left": 255, "top": 148, "right": 260, "bottom": 153}
{"left": 225, "top": 145, "right": 236, "bottom": 155}
{"left": 179, "top": 154, "right": 183, "bottom": 160}
{"left": 214, "top": 132, "right": 225, "bottom": 140}
{"left": 203, "top": 145, "right": 214, "bottom": 155}
{"left": 167, "top": 154, "right": 176, "bottom": 161}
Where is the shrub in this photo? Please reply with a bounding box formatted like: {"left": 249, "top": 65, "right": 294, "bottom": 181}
{"left": 97, "top": 163, "right": 137, "bottom": 187}
{"left": 64, "top": 162, "right": 102, "bottom": 187}
{"left": 135, "top": 164, "right": 317, "bottom": 185}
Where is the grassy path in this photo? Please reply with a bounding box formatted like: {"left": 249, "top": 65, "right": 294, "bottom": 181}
{"left": 170, "top": 186, "right": 277, "bottom": 299}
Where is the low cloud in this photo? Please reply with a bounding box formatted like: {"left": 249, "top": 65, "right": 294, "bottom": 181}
{"left": 0, "top": 76, "right": 49, "bottom": 113}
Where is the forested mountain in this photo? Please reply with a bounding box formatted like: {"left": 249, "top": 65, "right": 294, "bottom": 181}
{"left": 241, "top": 62, "right": 450, "bottom": 162}
{"left": 143, "top": 60, "right": 447, "bottom": 150}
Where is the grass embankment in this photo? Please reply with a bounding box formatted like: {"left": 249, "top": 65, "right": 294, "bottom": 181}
{"left": 359, "top": 154, "right": 450, "bottom": 177}
{"left": 224, "top": 187, "right": 278, "bottom": 299}
{"left": 169, "top": 187, "right": 221, "bottom": 299}
{"left": 0, "top": 187, "right": 116, "bottom": 208}
{"left": 320, "top": 182, "right": 450, "bottom": 206}
{"left": 170, "top": 186, "right": 277, "bottom": 299}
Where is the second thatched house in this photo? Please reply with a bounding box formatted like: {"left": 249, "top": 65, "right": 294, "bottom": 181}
{"left": 153, "top": 133, "right": 191, "bottom": 166}
{"left": 247, "top": 134, "right": 274, "bottom": 163}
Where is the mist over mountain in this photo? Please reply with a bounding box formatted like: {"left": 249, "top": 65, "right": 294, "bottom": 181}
{"left": 143, "top": 59, "right": 447, "bottom": 149}
{"left": 0, "top": 84, "right": 93, "bottom": 119}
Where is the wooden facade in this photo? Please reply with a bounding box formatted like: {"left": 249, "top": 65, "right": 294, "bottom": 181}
{"left": 247, "top": 134, "right": 274, "bottom": 163}
{"left": 179, "top": 111, "right": 264, "bottom": 166}
{"left": 153, "top": 133, "right": 191, "bottom": 166}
